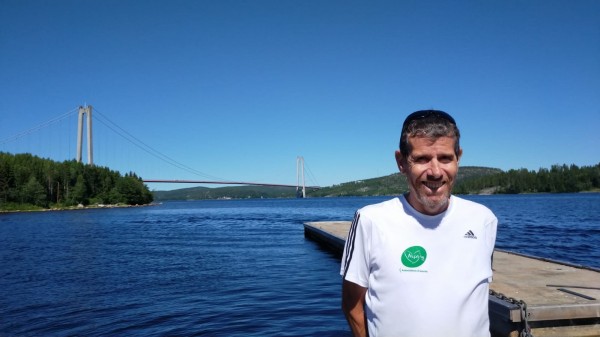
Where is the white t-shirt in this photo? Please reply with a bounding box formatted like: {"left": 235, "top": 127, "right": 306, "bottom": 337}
{"left": 341, "top": 195, "right": 498, "bottom": 337}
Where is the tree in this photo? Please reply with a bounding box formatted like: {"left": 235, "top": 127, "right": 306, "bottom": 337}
{"left": 71, "top": 174, "right": 87, "bottom": 205}
{"left": 0, "top": 159, "right": 12, "bottom": 204}
{"left": 0, "top": 152, "right": 153, "bottom": 210}
{"left": 117, "top": 175, "right": 152, "bottom": 205}
{"left": 21, "top": 176, "right": 47, "bottom": 207}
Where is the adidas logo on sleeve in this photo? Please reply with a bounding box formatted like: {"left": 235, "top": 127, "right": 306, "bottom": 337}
{"left": 464, "top": 230, "right": 477, "bottom": 239}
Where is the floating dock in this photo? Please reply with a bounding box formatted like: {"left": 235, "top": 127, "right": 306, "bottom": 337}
{"left": 304, "top": 221, "right": 600, "bottom": 337}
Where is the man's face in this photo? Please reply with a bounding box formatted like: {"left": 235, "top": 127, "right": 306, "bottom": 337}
{"left": 395, "top": 135, "right": 461, "bottom": 215}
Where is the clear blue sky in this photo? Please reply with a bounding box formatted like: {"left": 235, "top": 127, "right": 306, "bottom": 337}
{"left": 1, "top": 0, "right": 599, "bottom": 191}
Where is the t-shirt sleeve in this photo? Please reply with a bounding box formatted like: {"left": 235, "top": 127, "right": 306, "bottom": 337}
{"left": 486, "top": 214, "right": 499, "bottom": 282}
{"left": 340, "top": 211, "right": 370, "bottom": 288}
{"left": 487, "top": 216, "right": 498, "bottom": 251}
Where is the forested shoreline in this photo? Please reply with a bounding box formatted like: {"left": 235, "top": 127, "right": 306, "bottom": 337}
{"left": 308, "top": 164, "right": 599, "bottom": 198}
{"left": 454, "top": 163, "right": 600, "bottom": 194}
{"left": 154, "top": 164, "right": 599, "bottom": 200}
{"left": 2, "top": 151, "right": 598, "bottom": 209}
{"left": 0, "top": 152, "right": 153, "bottom": 211}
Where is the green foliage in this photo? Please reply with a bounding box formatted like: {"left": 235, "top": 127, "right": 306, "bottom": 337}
{"left": 71, "top": 174, "right": 87, "bottom": 205}
{"left": 153, "top": 185, "right": 298, "bottom": 201}
{"left": 22, "top": 176, "right": 47, "bottom": 207}
{"left": 310, "top": 173, "right": 409, "bottom": 197}
{"left": 116, "top": 173, "right": 154, "bottom": 205}
{"left": 454, "top": 163, "right": 600, "bottom": 194}
{"left": 0, "top": 152, "right": 153, "bottom": 211}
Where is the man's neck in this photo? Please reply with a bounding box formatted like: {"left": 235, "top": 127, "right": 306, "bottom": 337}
{"left": 404, "top": 192, "right": 450, "bottom": 216}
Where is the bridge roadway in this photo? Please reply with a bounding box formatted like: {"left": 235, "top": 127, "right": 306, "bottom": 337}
{"left": 143, "top": 179, "right": 320, "bottom": 189}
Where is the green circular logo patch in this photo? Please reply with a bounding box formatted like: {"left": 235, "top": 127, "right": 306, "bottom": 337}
{"left": 401, "top": 246, "right": 427, "bottom": 268}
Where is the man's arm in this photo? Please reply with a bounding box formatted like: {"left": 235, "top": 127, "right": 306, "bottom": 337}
{"left": 341, "top": 279, "right": 368, "bottom": 337}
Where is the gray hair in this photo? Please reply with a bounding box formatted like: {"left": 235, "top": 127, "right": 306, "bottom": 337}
{"left": 399, "top": 110, "right": 461, "bottom": 157}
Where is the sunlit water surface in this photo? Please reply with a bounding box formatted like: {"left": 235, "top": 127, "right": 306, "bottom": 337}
{"left": 1, "top": 194, "right": 598, "bottom": 336}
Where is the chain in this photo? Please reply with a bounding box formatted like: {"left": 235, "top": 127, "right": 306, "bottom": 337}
{"left": 489, "top": 289, "right": 534, "bottom": 337}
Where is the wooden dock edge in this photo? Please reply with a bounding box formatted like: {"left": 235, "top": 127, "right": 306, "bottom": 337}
{"left": 303, "top": 221, "right": 346, "bottom": 255}
{"left": 304, "top": 221, "right": 600, "bottom": 337}
{"left": 494, "top": 248, "right": 600, "bottom": 273}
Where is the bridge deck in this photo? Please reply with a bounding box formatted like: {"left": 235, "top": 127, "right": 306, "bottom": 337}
{"left": 143, "top": 179, "right": 320, "bottom": 189}
{"left": 304, "top": 221, "right": 600, "bottom": 337}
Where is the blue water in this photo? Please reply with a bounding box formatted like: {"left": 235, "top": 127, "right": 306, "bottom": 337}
{"left": 1, "top": 194, "right": 599, "bottom": 336}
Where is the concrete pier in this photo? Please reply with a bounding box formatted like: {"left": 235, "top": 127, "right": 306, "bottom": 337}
{"left": 304, "top": 221, "right": 600, "bottom": 337}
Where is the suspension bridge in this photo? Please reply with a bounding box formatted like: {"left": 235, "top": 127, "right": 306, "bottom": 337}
{"left": 0, "top": 105, "right": 320, "bottom": 196}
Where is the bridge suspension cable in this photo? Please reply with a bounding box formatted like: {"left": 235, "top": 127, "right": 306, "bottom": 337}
{"left": 0, "top": 107, "right": 79, "bottom": 146}
{"left": 303, "top": 159, "right": 320, "bottom": 187}
{"left": 1, "top": 105, "right": 321, "bottom": 190}
{"left": 92, "top": 108, "right": 231, "bottom": 182}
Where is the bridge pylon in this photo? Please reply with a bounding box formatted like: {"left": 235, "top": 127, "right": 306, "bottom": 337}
{"left": 76, "top": 105, "right": 93, "bottom": 165}
{"left": 296, "top": 156, "right": 306, "bottom": 198}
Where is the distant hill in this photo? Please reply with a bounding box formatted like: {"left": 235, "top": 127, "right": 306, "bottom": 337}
{"left": 454, "top": 163, "right": 600, "bottom": 194}
{"left": 309, "top": 166, "right": 502, "bottom": 197}
{"left": 153, "top": 166, "right": 502, "bottom": 200}
{"left": 153, "top": 185, "right": 298, "bottom": 201}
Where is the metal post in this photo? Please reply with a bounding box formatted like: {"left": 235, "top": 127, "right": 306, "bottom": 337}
{"left": 297, "top": 156, "right": 306, "bottom": 198}
{"left": 76, "top": 105, "right": 93, "bottom": 165}
{"left": 86, "top": 105, "right": 93, "bottom": 166}
{"left": 76, "top": 106, "right": 84, "bottom": 163}
{"left": 301, "top": 158, "right": 306, "bottom": 198}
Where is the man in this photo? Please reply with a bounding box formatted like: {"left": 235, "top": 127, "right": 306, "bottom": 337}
{"left": 341, "top": 110, "right": 498, "bottom": 337}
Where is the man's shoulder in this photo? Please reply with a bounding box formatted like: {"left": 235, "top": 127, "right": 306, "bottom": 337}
{"left": 357, "top": 197, "right": 402, "bottom": 217}
{"left": 354, "top": 198, "right": 405, "bottom": 232}
{"left": 451, "top": 195, "right": 496, "bottom": 218}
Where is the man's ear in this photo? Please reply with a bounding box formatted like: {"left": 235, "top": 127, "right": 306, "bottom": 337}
{"left": 457, "top": 148, "right": 463, "bottom": 163}
{"left": 395, "top": 150, "right": 406, "bottom": 174}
